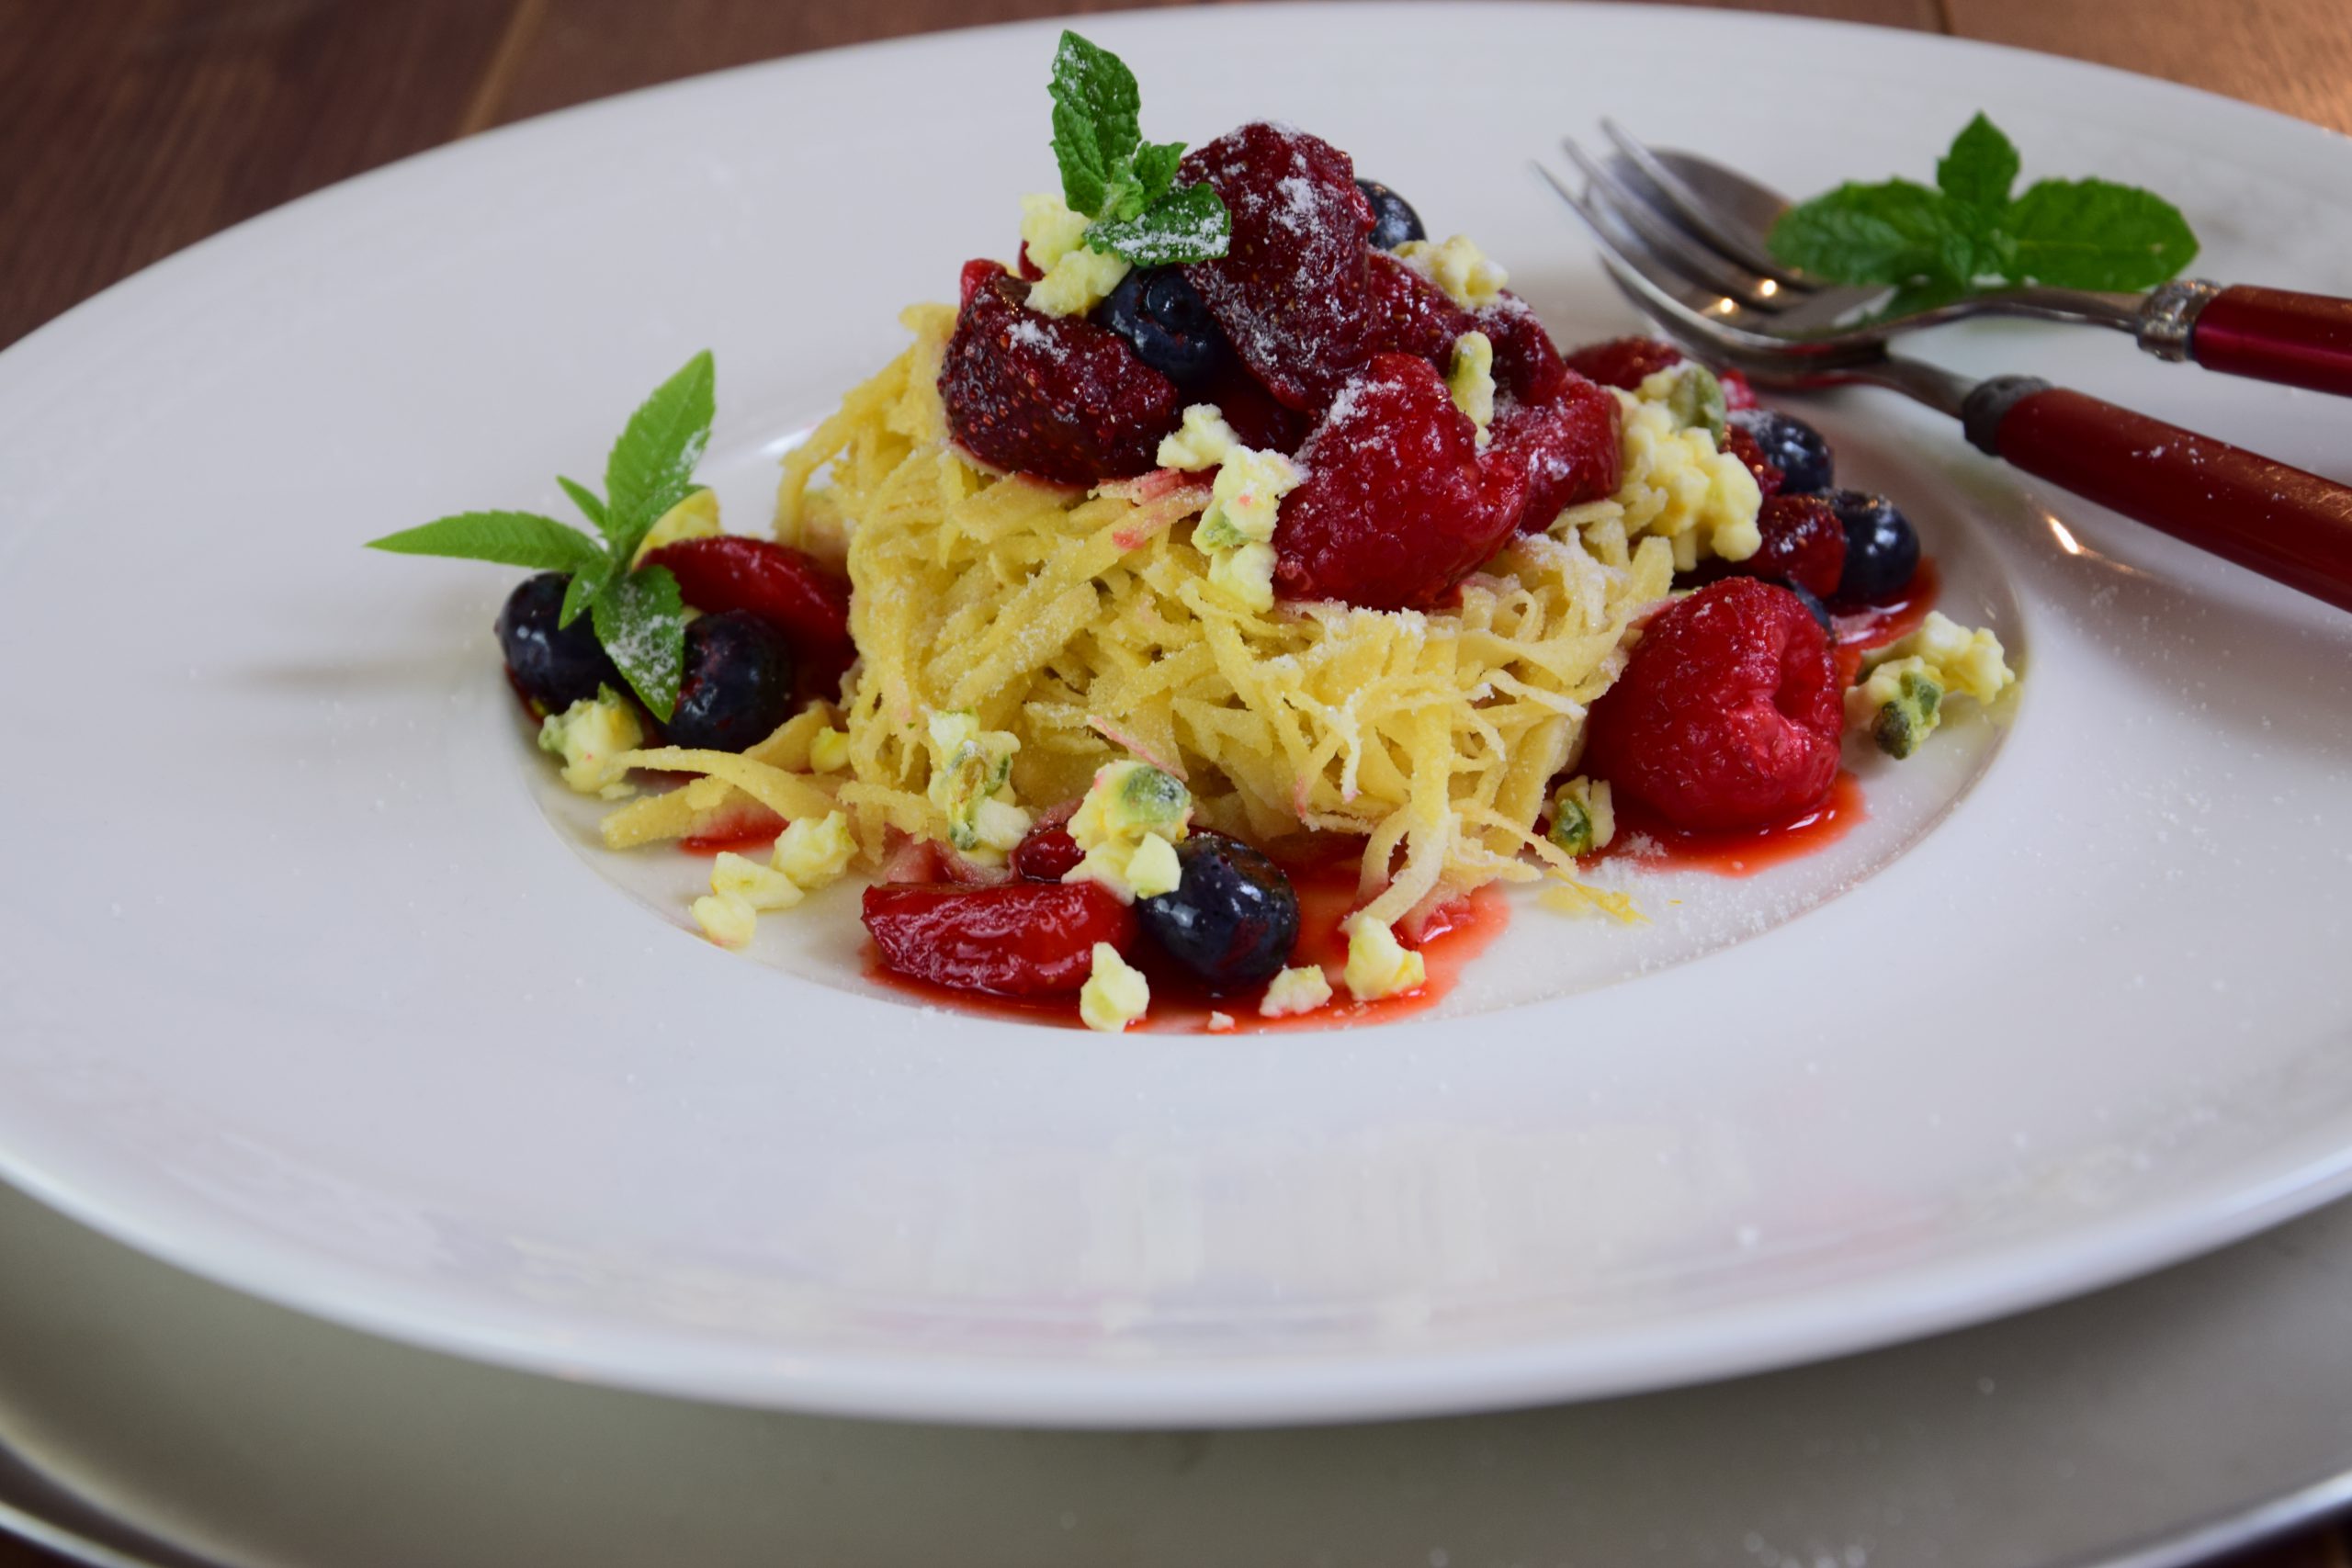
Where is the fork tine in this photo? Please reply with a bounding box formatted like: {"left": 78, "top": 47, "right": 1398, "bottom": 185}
{"left": 1561, "top": 137, "right": 1789, "bottom": 312}
{"left": 1599, "top": 119, "right": 1806, "bottom": 288}
{"left": 1530, "top": 162, "right": 1795, "bottom": 361}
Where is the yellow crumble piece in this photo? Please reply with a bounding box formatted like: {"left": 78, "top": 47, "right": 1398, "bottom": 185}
{"left": 773, "top": 811, "right": 857, "bottom": 891}
{"left": 1447, "top": 331, "right": 1496, "bottom": 447}
{"left": 1342, "top": 916, "right": 1425, "bottom": 1002}
{"left": 692, "top": 892, "right": 759, "bottom": 950}
{"left": 1260, "top": 964, "right": 1334, "bottom": 1018}
{"left": 1080, "top": 942, "right": 1151, "bottom": 1033}
{"left": 538, "top": 687, "right": 643, "bottom": 799}
{"left": 1395, "top": 234, "right": 1509, "bottom": 310}
{"left": 1028, "top": 245, "right": 1130, "bottom": 319}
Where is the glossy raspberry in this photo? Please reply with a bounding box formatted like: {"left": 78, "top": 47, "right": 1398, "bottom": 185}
{"left": 1363, "top": 250, "right": 1475, "bottom": 366}
{"left": 1010, "top": 820, "right": 1085, "bottom": 881}
{"left": 1476, "top": 296, "right": 1573, "bottom": 404}
{"left": 1560, "top": 335, "right": 1685, "bottom": 391}
{"left": 1488, "top": 373, "right": 1622, "bottom": 535}
{"left": 640, "top": 536, "right": 855, "bottom": 703}
{"left": 1273, "top": 354, "right": 1527, "bottom": 610}
{"left": 1583, "top": 577, "right": 1842, "bottom": 832}
{"left": 862, "top": 880, "right": 1137, "bottom": 998}
{"left": 1722, "top": 423, "right": 1785, "bottom": 499}
{"left": 1179, "top": 122, "right": 1375, "bottom": 410}
{"left": 1747, "top": 493, "right": 1849, "bottom": 600}
{"left": 941, "top": 264, "right": 1181, "bottom": 485}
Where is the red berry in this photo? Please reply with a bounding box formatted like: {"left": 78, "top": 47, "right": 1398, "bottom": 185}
{"left": 1195, "top": 358, "right": 1311, "bottom": 456}
{"left": 1488, "top": 372, "right": 1622, "bottom": 534}
{"left": 1014, "top": 241, "right": 1046, "bottom": 282}
{"left": 1476, "top": 296, "right": 1573, "bottom": 405}
{"left": 1747, "top": 493, "right": 1848, "bottom": 600}
{"left": 1273, "top": 354, "right": 1527, "bottom": 610}
{"left": 1010, "top": 821, "right": 1084, "bottom": 881}
{"left": 861, "top": 880, "right": 1136, "bottom": 998}
{"left": 1179, "top": 123, "right": 1375, "bottom": 411}
{"left": 1719, "top": 368, "right": 1758, "bottom": 411}
{"left": 1363, "top": 250, "right": 1475, "bottom": 366}
{"left": 640, "top": 536, "right": 855, "bottom": 702}
{"left": 941, "top": 263, "right": 1181, "bottom": 485}
{"left": 1722, "top": 423, "right": 1784, "bottom": 499}
{"left": 1582, "top": 577, "right": 1842, "bottom": 831}
{"left": 1560, "top": 335, "right": 1685, "bottom": 391}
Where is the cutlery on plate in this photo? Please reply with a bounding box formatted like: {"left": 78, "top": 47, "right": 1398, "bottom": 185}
{"left": 1569, "top": 122, "right": 2352, "bottom": 399}
{"left": 1536, "top": 160, "right": 2352, "bottom": 614}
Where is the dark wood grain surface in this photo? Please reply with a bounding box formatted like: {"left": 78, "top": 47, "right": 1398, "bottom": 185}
{"left": 4, "top": 2, "right": 2351, "bottom": 1563}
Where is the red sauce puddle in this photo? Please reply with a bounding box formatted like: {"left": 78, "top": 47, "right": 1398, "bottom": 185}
{"left": 1831, "top": 558, "right": 1939, "bottom": 685}
{"left": 863, "top": 860, "right": 1510, "bottom": 1034}
{"left": 1590, "top": 770, "right": 1866, "bottom": 878}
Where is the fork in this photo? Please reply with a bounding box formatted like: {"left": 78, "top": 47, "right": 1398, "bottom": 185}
{"left": 1569, "top": 122, "right": 2352, "bottom": 399}
{"left": 1536, "top": 161, "right": 2352, "bottom": 615}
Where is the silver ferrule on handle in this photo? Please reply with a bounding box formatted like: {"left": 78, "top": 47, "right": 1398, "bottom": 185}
{"left": 2137, "top": 277, "right": 2223, "bottom": 361}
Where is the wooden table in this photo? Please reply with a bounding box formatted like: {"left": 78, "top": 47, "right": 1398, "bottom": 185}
{"left": 3, "top": 2, "right": 2350, "bottom": 1564}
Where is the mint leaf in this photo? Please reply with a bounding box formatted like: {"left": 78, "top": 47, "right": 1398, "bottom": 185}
{"left": 590, "top": 565, "right": 685, "bottom": 720}
{"left": 1089, "top": 182, "right": 1231, "bottom": 265}
{"left": 2004, "top": 177, "right": 2199, "bottom": 289}
{"left": 558, "top": 560, "right": 610, "bottom": 628}
{"left": 367, "top": 511, "right": 605, "bottom": 576}
{"left": 557, "top": 475, "right": 608, "bottom": 531}
{"left": 1769, "top": 179, "right": 1967, "bottom": 287}
{"left": 1048, "top": 31, "right": 1141, "bottom": 220}
{"left": 603, "top": 350, "right": 716, "bottom": 561}
{"left": 1937, "top": 113, "right": 2019, "bottom": 221}
{"left": 1131, "top": 141, "right": 1184, "bottom": 206}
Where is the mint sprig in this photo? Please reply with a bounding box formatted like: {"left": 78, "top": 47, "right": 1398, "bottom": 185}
{"left": 1047, "top": 31, "right": 1229, "bottom": 267}
{"left": 367, "top": 351, "right": 716, "bottom": 720}
{"left": 1769, "top": 114, "right": 2198, "bottom": 300}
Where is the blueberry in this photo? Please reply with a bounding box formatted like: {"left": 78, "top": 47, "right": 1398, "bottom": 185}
{"left": 667, "top": 610, "right": 796, "bottom": 752}
{"left": 496, "top": 572, "right": 621, "bottom": 710}
{"left": 1355, "top": 178, "right": 1426, "bottom": 251}
{"left": 1095, "top": 266, "right": 1231, "bottom": 392}
{"left": 1136, "top": 834, "right": 1301, "bottom": 992}
{"left": 1784, "top": 581, "right": 1834, "bottom": 633}
{"left": 1729, "top": 409, "right": 1835, "bottom": 495}
{"left": 1823, "top": 490, "right": 1921, "bottom": 603}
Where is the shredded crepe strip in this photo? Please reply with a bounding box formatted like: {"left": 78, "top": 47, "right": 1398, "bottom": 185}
{"left": 616, "top": 303, "right": 1680, "bottom": 931}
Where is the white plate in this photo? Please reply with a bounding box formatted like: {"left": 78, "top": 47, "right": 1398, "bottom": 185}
{"left": 2, "top": 3, "right": 2349, "bottom": 1427}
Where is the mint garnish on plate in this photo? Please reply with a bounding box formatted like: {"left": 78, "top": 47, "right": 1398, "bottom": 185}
{"left": 368, "top": 351, "right": 715, "bottom": 720}
{"left": 1049, "top": 31, "right": 1230, "bottom": 266}
{"left": 1768, "top": 114, "right": 2199, "bottom": 312}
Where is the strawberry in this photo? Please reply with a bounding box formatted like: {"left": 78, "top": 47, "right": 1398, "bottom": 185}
{"left": 1719, "top": 367, "right": 1758, "bottom": 411}
{"left": 1272, "top": 354, "right": 1527, "bottom": 610}
{"left": 940, "top": 263, "right": 1181, "bottom": 485}
{"left": 1475, "top": 296, "right": 1573, "bottom": 405}
{"left": 639, "top": 536, "right": 855, "bottom": 702}
{"left": 1178, "top": 122, "right": 1375, "bottom": 411}
{"left": 1582, "top": 578, "right": 1842, "bottom": 832}
{"left": 1488, "top": 373, "right": 1622, "bottom": 534}
{"left": 1363, "top": 250, "right": 1475, "bottom": 366}
{"left": 1196, "top": 358, "right": 1311, "bottom": 456}
{"left": 862, "top": 881, "right": 1137, "bottom": 997}
{"left": 1722, "top": 423, "right": 1784, "bottom": 499}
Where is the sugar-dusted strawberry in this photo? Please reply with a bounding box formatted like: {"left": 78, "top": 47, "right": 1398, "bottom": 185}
{"left": 1721, "top": 423, "right": 1784, "bottom": 499}
{"left": 862, "top": 880, "right": 1137, "bottom": 997}
{"left": 1179, "top": 122, "right": 1375, "bottom": 411}
{"left": 1196, "top": 358, "right": 1311, "bottom": 455}
{"left": 1582, "top": 577, "right": 1842, "bottom": 832}
{"left": 1363, "top": 250, "right": 1476, "bottom": 366}
{"left": 1561, "top": 335, "right": 1684, "bottom": 391}
{"left": 941, "top": 263, "right": 1181, "bottom": 485}
{"left": 1273, "top": 354, "right": 1527, "bottom": 610}
{"left": 1488, "top": 373, "right": 1622, "bottom": 534}
{"left": 1746, "top": 493, "right": 1848, "bottom": 600}
{"left": 640, "top": 536, "right": 855, "bottom": 702}
{"left": 1719, "top": 367, "right": 1758, "bottom": 410}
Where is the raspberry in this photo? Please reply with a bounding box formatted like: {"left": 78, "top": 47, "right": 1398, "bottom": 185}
{"left": 640, "top": 536, "right": 855, "bottom": 702}
{"left": 1364, "top": 250, "right": 1475, "bottom": 366}
{"left": 1560, "top": 335, "right": 1684, "bottom": 391}
{"left": 1475, "top": 297, "right": 1573, "bottom": 405}
{"left": 1273, "top": 354, "right": 1527, "bottom": 610}
{"left": 1487, "top": 373, "right": 1622, "bottom": 534}
{"left": 1010, "top": 820, "right": 1085, "bottom": 881}
{"left": 862, "top": 880, "right": 1137, "bottom": 997}
{"left": 941, "top": 263, "right": 1181, "bottom": 485}
{"left": 1179, "top": 123, "right": 1375, "bottom": 411}
{"left": 1582, "top": 577, "right": 1842, "bottom": 831}
{"left": 1747, "top": 493, "right": 1849, "bottom": 600}
{"left": 1722, "top": 423, "right": 1784, "bottom": 499}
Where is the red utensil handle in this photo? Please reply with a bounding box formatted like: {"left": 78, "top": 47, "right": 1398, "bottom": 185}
{"left": 1963, "top": 378, "right": 2352, "bottom": 613}
{"left": 2190, "top": 285, "right": 2352, "bottom": 396}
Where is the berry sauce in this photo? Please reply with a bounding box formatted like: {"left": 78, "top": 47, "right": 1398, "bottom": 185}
{"left": 1589, "top": 770, "right": 1865, "bottom": 878}
{"left": 1830, "top": 558, "right": 1941, "bottom": 686}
